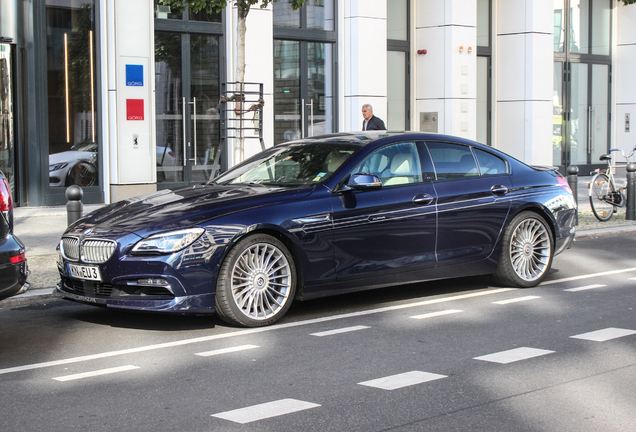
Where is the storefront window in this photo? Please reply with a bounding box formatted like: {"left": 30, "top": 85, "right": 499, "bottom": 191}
{"left": 46, "top": 1, "right": 99, "bottom": 188}
{"left": 274, "top": 0, "right": 334, "bottom": 31}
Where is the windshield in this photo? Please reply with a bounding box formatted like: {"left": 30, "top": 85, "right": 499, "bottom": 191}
{"left": 214, "top": 143, "right": 360, "bottom": 186}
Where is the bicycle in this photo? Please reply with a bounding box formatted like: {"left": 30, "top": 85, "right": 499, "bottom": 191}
{"left": 589, "top": 145, "right": 636, "bottom": 221}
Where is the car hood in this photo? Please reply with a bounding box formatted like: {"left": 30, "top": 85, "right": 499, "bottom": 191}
{"left": 65, "top": 183, "right": 315, "bottom": 238}
{"left": 49, "top": 151, "right": 95, "bottom": 166}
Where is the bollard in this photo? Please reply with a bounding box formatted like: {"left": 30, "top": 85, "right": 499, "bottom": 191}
{"left": 627, "top": 163, "right": 636, "bottom": 221}
{"left": 567, "top": 165, "right": 579, "bottom": 225}
{"left": 66, "top": 185, "right": 84, "bottom": 226}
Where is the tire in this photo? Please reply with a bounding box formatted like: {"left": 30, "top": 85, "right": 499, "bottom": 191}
{"left": 589, "top": 173, "right": 615, "bottom": 222}
{"left": 215, "top": 234, "right": 296, "bottom": 327}
{"left": 493, "top": 212, "right": 553, "bottom": 288}
{"left": 66, "top": 162, "right": 97, "bottom": 187}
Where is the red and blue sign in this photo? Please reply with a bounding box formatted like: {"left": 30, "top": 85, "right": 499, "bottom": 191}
{"left": 126, "top": 99, "right": 144, "bottom": 121}
{"left": 126, "top": 65, "right": 143, "bottom": 87}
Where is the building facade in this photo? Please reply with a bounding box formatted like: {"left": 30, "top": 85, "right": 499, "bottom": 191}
{"left": 0, "top": 0, "right": 633, "bottom": 207}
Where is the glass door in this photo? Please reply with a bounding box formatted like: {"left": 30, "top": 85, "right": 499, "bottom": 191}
{"left": 274, "top": 40, "right": 334, "bottom": 143}
{"left": 155, "top": 33, "right": 221, "bottom": 186}
{"left": 556, "top": 61, "right": 610, "bottom": 172}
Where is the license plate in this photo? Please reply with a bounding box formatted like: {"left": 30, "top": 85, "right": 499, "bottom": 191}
{"left": 67, "top": 263, "right": 102, "bottom": 281}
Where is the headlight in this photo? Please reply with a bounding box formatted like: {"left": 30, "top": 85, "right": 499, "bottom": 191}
{"left": 132, "top": 228, "right": 205, "bottom": 254}
{"left": 49, "top": 163, "right": 68, "bottom": 172}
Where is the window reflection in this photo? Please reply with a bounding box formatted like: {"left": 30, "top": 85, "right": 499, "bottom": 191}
{"left": 46, "top": 0, "right": 99, "bottom": 188}
{"left": 0, "top": 44, "right": 14, "bottom": 191}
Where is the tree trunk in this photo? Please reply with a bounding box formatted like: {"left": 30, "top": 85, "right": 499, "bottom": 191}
{"left": 234, "top": 8, "right": 248, "bottom": 164}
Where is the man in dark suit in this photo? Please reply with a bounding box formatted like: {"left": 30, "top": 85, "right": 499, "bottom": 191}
{"left": 362, "top": 104, "right": 386, "bottom": 130}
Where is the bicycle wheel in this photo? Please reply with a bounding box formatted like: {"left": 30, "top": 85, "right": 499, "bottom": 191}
{"left": 589, "top": 173, "right": 615, "bottom": 221}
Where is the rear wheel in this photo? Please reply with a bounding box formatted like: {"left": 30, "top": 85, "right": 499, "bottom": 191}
{"left": 493, "top": 212, "right": 553, "bottom": 288}
{"left": 215, "top": 234, "right": 296, "bottom": 327}
{"left": 589, "top": 173, "right": 615, "bottom": 222}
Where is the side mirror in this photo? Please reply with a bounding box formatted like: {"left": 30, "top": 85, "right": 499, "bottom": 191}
{"left": 346, "top": 173, "right": 382, "bottom": 190}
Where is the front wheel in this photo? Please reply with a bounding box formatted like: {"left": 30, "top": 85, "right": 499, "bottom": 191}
{"left": 493, "top": 212, "right": 553, "bottom": 288}
{"left": 589, "top": 173, "right": 615, "bottom": 222}
{"left": 215, "top": 234, "right": 296, "bottom": 327}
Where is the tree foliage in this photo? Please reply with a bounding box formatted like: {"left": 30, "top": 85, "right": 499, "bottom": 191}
{"left": 619, "top": 0, "right": 636, "bottom": 4}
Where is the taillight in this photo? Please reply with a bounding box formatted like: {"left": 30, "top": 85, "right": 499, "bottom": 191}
{"left": 557, "top": 175, "right": 572, "bottom": 194}
{"left": 0, "top": 177, "right": 13, "bottom": 211}
{"left": 10, "top": 253, "right": 25, "bottom": 264}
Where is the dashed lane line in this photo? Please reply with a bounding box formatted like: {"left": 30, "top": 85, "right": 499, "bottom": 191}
{"left": 563, "top": 284, "right": 606, "bottom": 292}
{"left": 212, "top": 398, "right": 320, "bottom": 424}
{"left": 310, "top": 325, "right": 370, "bottom": 337}
{"left": 570, "top": 327, "right": 636, "bottom": 342}
{"left": 52, "top": 365, "right": 140, "bottom": 382}
{"left": 0, "top": 288, "right": 514, "bottom": 377}
{"left": 358, "top": 371, "right": 447, "bottom": 390}
{"left": 474, "top": 347, "right": 555, "bottom": 364}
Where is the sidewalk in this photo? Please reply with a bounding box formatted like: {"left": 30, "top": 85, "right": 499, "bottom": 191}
{"left": 2, "top": 177, "right": 636, "bottom": 309}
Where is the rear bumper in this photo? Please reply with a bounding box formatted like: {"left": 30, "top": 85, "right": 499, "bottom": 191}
{"left": 0, "top": 260, "right": 29, "bottom": 301}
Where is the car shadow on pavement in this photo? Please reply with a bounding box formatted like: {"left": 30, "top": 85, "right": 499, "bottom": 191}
{"left": 282, "top": 275, "right": 498, "bottom": 323}
{"left": 56, "top": 303, "right": 218, "bottom": 331}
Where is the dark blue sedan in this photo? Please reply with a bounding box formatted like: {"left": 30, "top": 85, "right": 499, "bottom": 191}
{"left": 55, "top": 132, "right": 576, "bottom": 326}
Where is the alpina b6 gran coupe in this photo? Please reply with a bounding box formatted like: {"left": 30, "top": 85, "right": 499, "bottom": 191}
{"left": 55, "top": 132, "right": 576, "bottom": 326}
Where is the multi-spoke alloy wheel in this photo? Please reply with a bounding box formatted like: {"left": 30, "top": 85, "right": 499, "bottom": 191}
{"left": 215, "top": 234, "right": 296, "bottom": 327}
{"left": 494, "top": 212, "right": 553, "bottom": 288}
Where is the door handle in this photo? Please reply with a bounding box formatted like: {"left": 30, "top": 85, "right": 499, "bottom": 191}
{"left": 412, "top": 194, "right": 434, "bottom": 205}
{"left": 491, "top": 185, "right": 508, "bottom": 196}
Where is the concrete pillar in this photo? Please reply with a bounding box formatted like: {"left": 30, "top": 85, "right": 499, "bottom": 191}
{"left": 414, "top": 0, "right": 476, "bottom": 139}
{"left": 343, "top": 0, "right": 388, "bottom": 132}
{"left": 615, "top": 3, "right": 636, "bottom": 156}
{"left": 107, "top": 0, "right": 157, "bottom": 201}
{"left": 495, "top": 0, "right": 552, "bottom": 165}
{"left": 241, "top": 5, "right": 275, "bottom": 159}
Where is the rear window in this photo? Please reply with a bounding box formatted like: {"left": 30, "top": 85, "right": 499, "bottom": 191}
{"left": 473, "top": 148, "right": 508, "bottom": 176}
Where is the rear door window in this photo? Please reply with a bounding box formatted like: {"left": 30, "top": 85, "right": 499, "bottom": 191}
{"left": 425, "top": 142, "right": 479, "bottom": 180}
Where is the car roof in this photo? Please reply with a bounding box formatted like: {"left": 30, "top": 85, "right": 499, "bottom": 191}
{"left": 280, "top": 131, "right": 486, "bottom": 149}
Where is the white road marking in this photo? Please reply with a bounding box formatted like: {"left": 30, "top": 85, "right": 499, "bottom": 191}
{"left": 629, "top": 277, "right": 636, "bottom": 281}
{"left": 212, "top": 398, "right": 320, "bottom": 424}
{"left": 310, "top": 325, "right": 370, "bottom": 337}
{"left": 563, "top": 284, "right": 606, "bottom": 292}
{"left": 570, "top": 327, "right": 636, "bottom": 342}
{"left": 358, "top": 371, "right": 447, "bottom": 390}
{"left": 540, "top": 267, "right": 636, "bottom": 285}
{"left": 0, "top": 288, "right": 514, "bottom": 376}
{"left": 474, "top": 347, "right": 555, "bottom": 364}
{"left": 492, "top": 296, "right": 541, "bottom": 305}
{"left": 410, "top": 309, "right": 463, "bottom": 320}
{"left": 52, "top": 365, "right": 140, "bottom": 382}
{"left": 195, "top": 344, "right": 259, "bottom": 357}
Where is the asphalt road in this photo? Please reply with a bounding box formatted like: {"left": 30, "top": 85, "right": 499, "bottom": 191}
{"left": 1, "top": 234, "right": 635, "bottom": 432}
